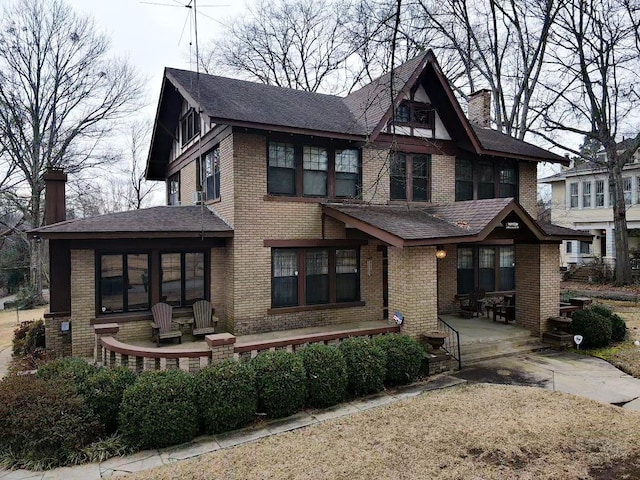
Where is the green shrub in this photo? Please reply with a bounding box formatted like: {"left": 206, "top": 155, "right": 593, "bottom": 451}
{"left": 12, "top": 320, "right": 45, "bottom": 356}
{"left": 119, "top": 370, "right": 198, "bottom": 449}
{"left": 571, "top": 310, "right": 612, "bottom": 349}
{"left": 195, "top": 360, "right": 257, "bottom": 434}
{"left": 610, "top": 314, "right": 628, "bottom": 342}
{"left": 84, "top": 368, "right": 137, "bottom": 434}
{"left": 0, "top": 375, "right": 102, "bottom": 470}
{"left": 339, "top": 338, "right": 386, "bottom": 396}
{"left": 36, "top": 357, "right": 99, "bottom": 393}
{"left": 590, "top": 303, "right": 613, "bottom": 318}
{"left": 252, "top": 350, "right": 306, "bottom": 418}
{"left": 373, "top": 334, "right": 424, "bottom": 386}
{"left": 298, "top": 344, "right": 348, "bottom": 408}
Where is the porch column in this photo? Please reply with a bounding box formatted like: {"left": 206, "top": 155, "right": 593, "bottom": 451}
{"left": 387, "top": 246, "right": 438, "bottom": 339}
{"left": 515, "top": 243, "right": 560, "bottom": 336}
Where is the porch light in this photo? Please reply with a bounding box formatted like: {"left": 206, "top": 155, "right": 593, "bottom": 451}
{"left": 435, "top": 246, "right": 447, "bottom": 259}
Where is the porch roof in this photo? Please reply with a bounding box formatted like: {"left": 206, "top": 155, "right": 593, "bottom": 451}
{"left": 28, "top": 205, "right": 234, "bottom": 240}
{"left": 323, "top": 199, "right": 592, "bottom": 248}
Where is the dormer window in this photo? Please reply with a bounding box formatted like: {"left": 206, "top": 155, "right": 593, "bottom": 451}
{"left": 393, "top": 101, "right": 434, "bottom": 128}
{"left": 180, "top": 108, "right": 201, "bottom": 146}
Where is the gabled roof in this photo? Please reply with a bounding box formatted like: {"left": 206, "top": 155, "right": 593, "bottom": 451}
{"left": 323, "top": 198, "right": 590, "bottom": 248}
{"left": 147, "top": 50, "right": 568, "bottom": 179}
{"left": 29, "top": 206, "right": 233, "bottom": 240}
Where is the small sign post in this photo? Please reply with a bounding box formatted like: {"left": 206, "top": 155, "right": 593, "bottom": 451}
{"left": 574, "top": 334, "right": 583, "bottom": 350}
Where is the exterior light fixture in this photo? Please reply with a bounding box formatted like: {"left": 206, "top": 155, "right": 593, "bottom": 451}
{"left": 435, "top": 246, "right": 447, "bottom": 259}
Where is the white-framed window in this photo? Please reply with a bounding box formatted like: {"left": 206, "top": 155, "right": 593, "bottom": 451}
{"left": 582, "top": 181, "right": 591, "bottom": 208}
{"left": 624, "top": 177, "right": 632, "bottom": 205}
{"left": 569, "top": 182, "right": 578, "bottom": 208}
{"left": 595, "top": 180, "right": 605, "bottom": 207}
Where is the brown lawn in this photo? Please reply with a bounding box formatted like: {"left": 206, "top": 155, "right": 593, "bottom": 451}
{"left": 0, "top": 305, "right": 47, "bottom": 352}
{"left": 125, "top": 384, "right": 640, "bottom": 480}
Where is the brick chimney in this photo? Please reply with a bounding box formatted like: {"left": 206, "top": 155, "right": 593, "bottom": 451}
{"left": 43, "top": 167, "right": 67, "bottom": 225}
{"left": 468, "top": 89, "right": 492, "bottom": 128}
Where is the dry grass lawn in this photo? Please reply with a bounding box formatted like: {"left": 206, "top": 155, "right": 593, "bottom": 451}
{"left": 0, "top": 305, "right": 47, "bottom": 351}
{"left": 125, "top": 384, "right": 640, "bottom": 480}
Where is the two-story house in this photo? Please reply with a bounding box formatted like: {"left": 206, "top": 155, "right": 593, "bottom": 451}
{"left": 540, "top": 140, "right": 640, "bottom": 267}
{"left": 32, "top": 51, "right": 588, "bottom": 358}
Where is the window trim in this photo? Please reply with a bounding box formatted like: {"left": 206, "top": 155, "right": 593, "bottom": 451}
{"left": 455, "top": 158, "right": 519, "bottom": 202}
{"left": 160, "top": 251, "right": 209, "bottom": 307}
{"left": 569, "top": 182, "right": 579, "bottom": 208}
{"left": 180, "top": 108, "right": 201, "bottom": 146}
{"left": 168, "top": 173, "right": 180, "bottom": 205}
{"left": 270, "top": 247, "right": 361, "bottom": 310}
{"left": 582, "top": 181, "right": 592, "bottom": 208}
{"left": 595, "top": 179, "right": 605, "bottom": 207}
{"left": 390, "top": 152, "right": 432, "bottom": 202}
{"left": 266, "top": 140, "right": 362, "bottom": 200}
{"left": 97, "top": 253, "right": 151, "bottom": 314}
{"left": 203, "top": 147, "right": 221, "bottom": 202}
{"left": 456, "top": 245, "right": 516, "bottom": 294}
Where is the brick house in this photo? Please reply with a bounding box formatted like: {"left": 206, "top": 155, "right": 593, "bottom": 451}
{"left": 32, "top": 51, "right": 588, "bottom": 358}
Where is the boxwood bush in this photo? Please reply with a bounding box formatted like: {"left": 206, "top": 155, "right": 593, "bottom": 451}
{"left": 0, "top": 375, "right": 102, "bottom": 470}
{"left": 252, "top": 350, "right": 306, "bottom": 418}
{"left": 590, "top": 303, "right": 613, "bottom": 318}
{"left": 298, "top": 344, "right": 348, "bottom": 408}
{"left": 195, "top": 360, "right": 257, "bottom": 434}
{"left": 373, "top": 334, "right": 424, "bottom": 386}
{"left": 36, "top": 357, "right": 99, "bottom": 393}
{"left": 84, "top": 367, "right": 137, "bottom": 434}
{"left": 610, "top": 313, "right": 628, "bottom": 342}
{"left": 571, "top": 310, "right": 612, "bottom": 348}
{"left": 339, "top": 338, "right": 386, "bottom": 396}
{"left": 119, "top": 370, "right": 198, "bottom": 449}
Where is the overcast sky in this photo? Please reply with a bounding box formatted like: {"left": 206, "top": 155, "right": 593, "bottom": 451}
{"left": 64, "top": 0, "right": 244, "bottom": 119}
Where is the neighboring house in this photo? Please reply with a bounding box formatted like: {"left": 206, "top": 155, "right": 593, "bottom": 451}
{"left": 31, "top": 51, "right": 588, "bottom": 358}
{"left": 540, "top": 140, "right": 640, "bottom": 267}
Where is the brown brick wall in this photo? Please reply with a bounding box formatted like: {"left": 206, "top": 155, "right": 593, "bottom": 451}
{"left": 519, "top": 162, "right": 537, "bottom": 217}
{"left": 45, "top": 314, "right": 72, "bottom": 358}
{"left": 437, "top": 244, "right": 458, "bottom": 313}
{"left": 387, "top": 246, "right": 438, "bottom": 339}
{"left": 70, "top": 249, "right": 96, "bottom": 357}
{"left": 515, "top": 243, "right": 560, "bottom": 336}
{"left": 179, "top": 161, "right": 198, "bottom": 205}
{"left": 431, "top": 155, "right": 456, "bottom": 204}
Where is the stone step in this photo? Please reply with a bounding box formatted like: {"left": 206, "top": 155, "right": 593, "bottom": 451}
{"left": 462, "top": 342, "right": 548, "bottom": 365}
{"left": 460, "top": 336, "right": 542, "bottom": 356}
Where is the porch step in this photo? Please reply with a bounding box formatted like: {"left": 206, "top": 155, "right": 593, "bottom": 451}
{"left": 461, "top": 337, "right": 548, "bottom": 365}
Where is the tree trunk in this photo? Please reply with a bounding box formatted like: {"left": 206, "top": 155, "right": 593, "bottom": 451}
{"left": 28, "top": 183, "right": 45, "bottom": 302}
{"left": 609, "top": 162, "right": 632, "bottom": 285}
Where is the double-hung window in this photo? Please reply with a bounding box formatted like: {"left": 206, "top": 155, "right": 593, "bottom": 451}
{"left": 303, "top": 146, "right": 328, "bottom": 196}
{"left": 498, "top": 164, "right": 518, "bottom": 198}
{"left": 390, "top": 153, "right": 431, "bottom": 201}
{"left": 180, "top": 108, "right": 200, "bottom": 146}
{"left": 98, "top": 254, "right": 150, "bottom": 313}
{"left": 203, "top": 147, "right": 221, "bottom": 201}
{"left": 268, "top": 142, "right": 296, "bottom": 195}
{"left": 335, "top": 149, "right": 360, "bottom": 197}
{"left": 168, "top": 173, "right": 180, "bottom": 205}
{"left": 271, "top": 248, "right": 360, "bottom": 308}
{"left": 569, "top": 183, "right": 578, "bottom": 208}
{"left": 595, "top": 180, "right": 605, "bottom": 207}
{"left": 454, "top": 159, "right": 519, "bottom": 201}
{"left": 582, "top": 181, "right": 592, "bottom": 208}
{"left": 455, "top": 159, "right": 473, "bottom": 201}
{"left": 624, "top": 177, "right": 632, "bottom": 205}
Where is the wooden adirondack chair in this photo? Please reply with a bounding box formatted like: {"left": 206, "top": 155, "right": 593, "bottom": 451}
{"left": 460, "top": 288, "right": 486, "bottom": 318}
{"left": 151, "top": 302, "right": 182, "bottom": 346}
{"left": 192, "top": 299, "right": 218, "bottom": 337}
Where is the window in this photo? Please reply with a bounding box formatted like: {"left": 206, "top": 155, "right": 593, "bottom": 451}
{"left": 303, "top": 146, "right": 328, "bottom": 196}
{"left": 624, "top": 177, "right": 632, "bottom": 205}
{"left": 161, "top": 252, "right": 206, "bottom": 307}
{"left": 569, "top": 182, "right": 578, "bottom": 208}
{"left": 456, "top": 246, "right": 515, "bottom": 294}
{"left": 271, "top": 248, "right": 360, "bottom": 308}
{"left": 268, "top": 142, "right": 296, "bottom": 195}
{"left": 267, "top": 141, "right": 361, "bottom": 199}
{"left": 637, "top": 177, "right": 640, "bottom": 204}
{"left": 98, "top": 254, "right": 150, "bottom": 314}
{"left": 203, "top": 148, "right": 221, "bottom": 201}
{"left": 393, "top": 101, "right": 434, "bottom": 128}
{"left": 582, "top": 181, "right": 591, "bottom": 208}
{"left": 395, "top": 103, "right": 411, "bottom": 123}
{"left": 180, "top": 108, "right": 200, "bottom": 146}
{"left": 390, "top": 153, "right": 431, "bottom": 202}
{"left": 455, "top": 159, "right": 473, "bottom": 201}
{"left": 478, "top": 162, "right": 495, "bottom": 199}
{"left": 335, "top": 149, "right": 360, "bottom": 197}
{"left": 499, "top": 164, "right": 518, "bottom": 198}
{"left": 168, "top": 173, "right": 180, "bottom": 206}
{"left": 580, "top": 241, "right": 591, "bottom": 254}
{"left": 596, "top": 180, "right": 605, "bottom": 207}
{"left": 566, "top": 241, "right": 573, "bottom": 253}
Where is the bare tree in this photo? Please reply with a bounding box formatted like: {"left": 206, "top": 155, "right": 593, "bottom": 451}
{"left": 123, "top": 121, "right": 159, "bottom": 210}
{"left": 201, "top": 0, "right": 357, "bottom": 93}
{"left": 0, "top": 0, "right": 144, "bottom": 299}
{"left": 536, "top": 0, "right": 640, "bottom": 285}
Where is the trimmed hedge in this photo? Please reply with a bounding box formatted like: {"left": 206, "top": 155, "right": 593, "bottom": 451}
{"left": 252, "top": 350, "right": 306, "bottom": 418}
{"left": 0, "top": 375, "right": 102, "bottom": 470}
{"left": 36, "top": 357, "right": 99, "bottom": 393}
{"left": 84, "top": 368, "right": 137, "bottom": 434}
{"left": 339, "top": 338, "right": 386, "bottom": 396}
{"left": 373, "top": 334, "right": 424, "bottom": 386}
{"left": 590, "top": 303, "right": 613, "bottom": 318}
{"left": 196, "top": 360, "right": 257, "bottom": 434}
{"left": 119, "top": 370, "right": 198, "bottom": 449}
{"left": 298, "top": 344, "right": 348, "bottom": 408}
{"left": 610, "top": 314, "right": 628, "bottom": 342}
{"left": 571, "top": 310, "right": 612, "bottom": 348}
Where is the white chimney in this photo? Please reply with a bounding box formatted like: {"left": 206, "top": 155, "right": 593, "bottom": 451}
{"left": 468, "top": 89, "right": 491, "bottom": 128}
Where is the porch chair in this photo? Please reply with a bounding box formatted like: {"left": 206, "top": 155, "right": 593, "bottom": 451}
{"left": 460, "top": 288, "right": 486, "bottom": 318}
{"left": 151, "top": 302, "right": 182, "bottom": 346}
{"left": 192, "top": 299, "right": 219, "bottom": 337}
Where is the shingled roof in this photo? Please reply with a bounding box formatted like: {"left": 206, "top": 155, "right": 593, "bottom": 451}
{"left": 29, "top": 206, "right": 233, "bottom": 240}
{"left": 323, "top": 198, "right": 590, "bottom": 247}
